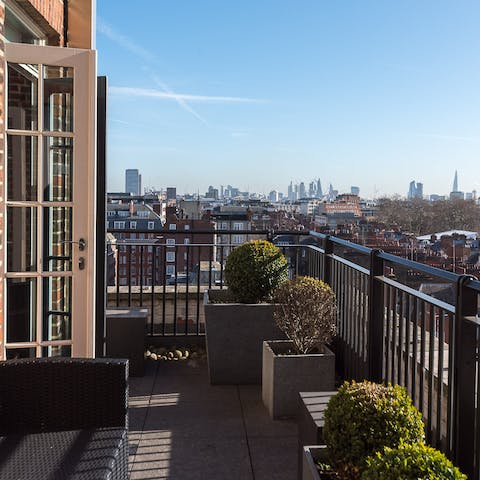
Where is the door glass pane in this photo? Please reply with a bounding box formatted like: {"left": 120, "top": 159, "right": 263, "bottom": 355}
{"left": 42, "top": 345, "right": 71, "bottom": 357}
{"left": 43, "top": 276, "right": 71, "bottom": 341}
{"left": 44, "top": 66, "right": 73, "bottom": 132}
{"left": 7, "top": 134, "right": 37, "bottom": 201}
{"left": 6, "top": 348, "right": 37, "bottom": 360}
{"left": 43, "top": 137, "right": 73, "bottom": 201}
{"left": 43, "top": 207, "right": 72, "bottom": 271}
{"left": 7, "top": 63, "right": 38, "bottom": 130}
{"left": 6, "top": 278, "right": 37, "bottom": 342}
{"left": 7, "top": 206, "right": 37, "bottom": 272}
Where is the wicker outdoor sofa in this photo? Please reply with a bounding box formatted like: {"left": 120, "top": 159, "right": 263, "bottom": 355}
{"left": 0, "top": 357, "right": 129, "bottom": 479}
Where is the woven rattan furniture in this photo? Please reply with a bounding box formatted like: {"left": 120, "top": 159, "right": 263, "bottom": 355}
{"left": 0, "top": 357, "right": 129, "bottom": 479}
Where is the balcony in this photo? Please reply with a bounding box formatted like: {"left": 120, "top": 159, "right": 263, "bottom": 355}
{"left": 106, "top": 229, "right": 480, "bottom": 478}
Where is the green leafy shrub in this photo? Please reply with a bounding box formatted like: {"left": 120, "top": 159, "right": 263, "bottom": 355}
{"left": 323, "top": 381, "right": 425, "bottom": 474}
{"left": 362, "top": 442, "right": 466, "bottom": 480}
{"left": 224, "top": 240, "right": 288, "bottom": 303}
{"left": 273, "top": 276, "right": 336, "bottom": 354}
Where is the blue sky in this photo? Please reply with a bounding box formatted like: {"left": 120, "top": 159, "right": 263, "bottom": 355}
{"left": 97, "top": 1, "right": 480, "bottom": 198}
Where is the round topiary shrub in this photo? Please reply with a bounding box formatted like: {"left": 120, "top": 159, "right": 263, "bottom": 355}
{"left": 362, "top": 442, "right": 466, "bottom": 480}
{"left": 323, "top": 381, "right": 425, "bottom": 475}
{"left": 273, "top": 276, "right": 336, "bottom": 354}
{"left": 224, "top": 240, "right": 288, "bottom": 303}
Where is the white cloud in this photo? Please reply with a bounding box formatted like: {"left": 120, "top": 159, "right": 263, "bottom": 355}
{"left": 98, "top": 18, "right": 264, "bottom": 125}
{"left": 109, "top": 86, "right": 264, "bottom": 104}
{"left": 97, "top": 17, "right": 155, "bottom": 62}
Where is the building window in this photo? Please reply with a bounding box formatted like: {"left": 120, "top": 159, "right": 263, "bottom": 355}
{"left": 233, "top": 235, "right": 245, "bottom": 244}
{"left": 166, "top": 251, "right": 175, "bottom": 263}
{"left": 5, "top": 2, "right": 47, "bottom": 45}
{"left": 114, "top": 221, "right": 125, "bottom": 229}
{"left": 184, "top": 238, "right": 190, "bottom": 244}
{"left": 166, "top": 265, "right": 175, "bottom": 276}
{"left": 107, "top": 211, "right": 115, "bottom": 217}
{"left": 130, "top": 221, "right": 137, "bottom": 229}
{"left": 184, "top": 225, "right": 190, "bottom": 230}
{"left": 233, "top": 222, "right": 243, "bottom": 230}
{"left": 166, "top": 238, "right": 175, "bottom": 245}
{"left": 148, "top": 221, "right": 155, "bottom": 230}
{"left": 169, "top": 224, "right": 177, "bottom": 230}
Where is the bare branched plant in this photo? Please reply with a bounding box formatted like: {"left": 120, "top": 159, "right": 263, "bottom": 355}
{"left": 273, "top": 276, "right": 336, "bottom": 354}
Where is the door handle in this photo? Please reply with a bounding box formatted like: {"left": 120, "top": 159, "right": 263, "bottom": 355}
{"left": 61, "top": 238, "right": 86, "bottom": 251}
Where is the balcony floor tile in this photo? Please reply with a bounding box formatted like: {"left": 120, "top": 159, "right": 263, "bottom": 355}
{"left": 128, "top": 358, "right": 298, "bottom": 479}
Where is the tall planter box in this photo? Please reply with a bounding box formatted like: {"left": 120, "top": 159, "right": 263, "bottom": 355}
{"left": 204, "top": 290, "right": 285, "bottom": 385}
{"left": 262, "top": 340, "right": 335, "bottom": 419}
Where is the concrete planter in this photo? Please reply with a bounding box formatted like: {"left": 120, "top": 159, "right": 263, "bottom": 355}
{"left": 262, "top": 340, "right": 335, "bottom": 419}
{"left": 302, "top": 446, "right": 337, "bottom": 480}
{"left": 204, "top": 290, "right": 286, "bottom": 385}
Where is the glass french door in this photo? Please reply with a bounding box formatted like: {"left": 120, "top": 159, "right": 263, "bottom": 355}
{"left": 4, "top": 43, "right": 96, "bottom": 358}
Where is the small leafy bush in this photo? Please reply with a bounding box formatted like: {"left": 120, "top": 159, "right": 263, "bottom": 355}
{"left": 323, "top": 381, "right": 425, "bottom": 474}
{"left": 273, "top": 276, "right": 336, "bottom": 354}
{"left": 362, "top": 442, "right": 466, "bottom": 480}
{"left": 224, "top": 240, "right": 288, "bottom": 303}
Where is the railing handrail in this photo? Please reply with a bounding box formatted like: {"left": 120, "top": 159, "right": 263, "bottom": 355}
{"left": 307, "top": 230, "right": 479, "bottom": 290}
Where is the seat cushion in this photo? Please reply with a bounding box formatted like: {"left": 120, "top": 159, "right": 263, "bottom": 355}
{"left": 0, "top": 427, "right": 128, "bottom": 480}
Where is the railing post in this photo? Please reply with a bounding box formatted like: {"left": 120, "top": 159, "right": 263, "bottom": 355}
{"left": 453, "top": 275, "right": 477, "bottom": 478}
{"left": 368, "top": 249, "right": 384, "bottom": 383}
{"left": 322, "top": 235, "right": 333, "bottom": 283}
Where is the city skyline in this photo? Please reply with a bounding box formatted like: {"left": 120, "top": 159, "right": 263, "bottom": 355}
{"left": 123, "top": 168, "right": 474, "bottom": 200}
{"left": 98, "top": 1, "right": 480, "bottom": 198}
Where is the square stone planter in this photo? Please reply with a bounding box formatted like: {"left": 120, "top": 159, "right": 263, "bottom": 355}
{"left": 204, "top": 290, "right": 286, "bottom": 385}
{"left": 262, "top": 340, "right": 335, "bottom": 419}
{"left": 303, "top": 446, "right": 337, "bottom": 480}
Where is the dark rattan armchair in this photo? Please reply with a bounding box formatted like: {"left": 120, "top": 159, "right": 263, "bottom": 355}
{"left": 0, "top": 357, "right": 129, "bottom": 479}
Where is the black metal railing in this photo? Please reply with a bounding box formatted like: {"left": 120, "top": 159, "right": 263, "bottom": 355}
{"left": 302, "top": 231, "right": 480, "bottom": 479}
{"left": 106, "top": 228, "right": 480, "bottom": 477}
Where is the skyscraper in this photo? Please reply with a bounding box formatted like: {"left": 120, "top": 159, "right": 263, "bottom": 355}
{"left": 287, "top": 182, "right": 294, "bottom": 201}
{"left": 125, "top": 169, "right": 141, "bottom": 195}
{"left": 316, "top": 179, "right": 323, "bottom": 197}
{"left": 450, "top": 170, "right": 464, "bottom": 200}
{"left": 453, "top": 170, "right": 458, "bottom": 193}
{"left": 408, "top": 180, "right": 422, "bottom": 199}
{"left": 299, "top": 182, "right": 306, "bottom": 199}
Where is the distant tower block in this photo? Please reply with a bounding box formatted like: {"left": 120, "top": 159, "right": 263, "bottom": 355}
{"left": 125, "top": 169, "right": 141, "bottom": 195}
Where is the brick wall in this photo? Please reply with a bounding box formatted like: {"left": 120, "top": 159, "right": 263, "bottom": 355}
{"left": 26, "top": 0, "right": 63, "bottom": 33}
{"left": 18, "top": 0, "right": 64, "bottom": 44}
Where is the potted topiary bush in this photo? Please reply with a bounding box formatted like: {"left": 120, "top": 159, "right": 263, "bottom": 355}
{"left": 262, "top": 276, "right": 337, "bottom": 419}
{"left": 204, "top": 240, "right": 289, "bottom": 384}
{"left": 361, "top": 442, "right": 466, "bottom": 480}
{"left": 310, "top": 380, "right": 425, "bottom": 479}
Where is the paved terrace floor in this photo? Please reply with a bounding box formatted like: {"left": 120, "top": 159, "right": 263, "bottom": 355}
{"left": 128, "top": 358, "right": 298, "bottom": 480}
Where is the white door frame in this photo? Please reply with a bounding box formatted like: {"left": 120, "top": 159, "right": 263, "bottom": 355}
{"left": 4, "top": 42, "right": 97, "bottom": 358}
